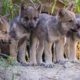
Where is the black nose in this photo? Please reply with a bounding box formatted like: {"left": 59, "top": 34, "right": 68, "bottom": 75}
{"left": 76, "top": 23, "right": 80, "bottom": 29}
{"left": 29, "top": 23, "right": 34, "bottom": 28}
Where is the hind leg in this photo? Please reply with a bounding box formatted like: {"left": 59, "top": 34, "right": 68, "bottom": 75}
{"left": 10, "top": 39, "right": 18, "bottom": 63}
{"left": 67, "top": 38, "right": 78, "bottom": 62}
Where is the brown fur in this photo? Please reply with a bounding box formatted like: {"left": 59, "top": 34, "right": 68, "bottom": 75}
{"left": 0, "top": 16, "right": 10, "bottom": 58}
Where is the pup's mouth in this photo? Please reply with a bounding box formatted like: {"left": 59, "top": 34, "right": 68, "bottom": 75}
{"left": 0, "top": 39, "right": 11, "bottom": 45}
{"left": 70, "top": 28, "right": 77, "bottom": 32}
{"left": 0, "top": 33, "right": 11, "bottom": 45}
{"left": 66, "top": 28, "right": 77, "bottom": 37}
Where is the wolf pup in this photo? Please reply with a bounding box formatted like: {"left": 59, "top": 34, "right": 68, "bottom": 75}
{"left": 9, "top": 3, "right": 41, "bottom": 64}
{"left": 65, "top": 17, "right": 80, "bottom": 62}
{"left": 29, "top": 7, "right": 78, "bottom": 66}
{"left": 0, "top": 16, "right": 10, "bottom": 58}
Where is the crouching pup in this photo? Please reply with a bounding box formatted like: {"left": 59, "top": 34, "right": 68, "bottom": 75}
{"left": 0, "top": 16, "right": 10, "bottom": 58}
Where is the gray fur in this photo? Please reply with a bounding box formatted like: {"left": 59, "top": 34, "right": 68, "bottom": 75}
{"left": 9, "top": 4, "right": 40, "bottom": 65}
{"left": 30, "top": 9, "right": 78, "bottom": 66}
{"left": 65, "top": 17, "right": 80, "bottom": 62}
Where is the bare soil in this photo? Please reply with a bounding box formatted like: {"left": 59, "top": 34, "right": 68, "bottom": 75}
{"left": 0, "top": 61, "right": 80, "bottom": 80}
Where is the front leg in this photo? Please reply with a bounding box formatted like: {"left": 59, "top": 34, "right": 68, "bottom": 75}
{"left": 52, "top": 43, "right": 57, "bottom": 62}
{"left": 10, "top": 39, "right": 18, "bottom": 64}
{"left": 29, "top": 37, "right": 38, "bottom": 65}
{"left": 44, "top": 41, "right": 53, "bottom": 64}
{"left": 17, "top": 38, "right": 27, "bottom": 65}
{"left": 36, "top": 40, "right": 44, "bottom": 65}
{"left": 55, "top": 38, "right": 65, "bottom": 63}
{"left": 43, "top": 41, "right": 53, "bottom": 68}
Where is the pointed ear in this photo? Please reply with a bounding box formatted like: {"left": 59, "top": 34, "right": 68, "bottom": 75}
{"left": 0, "top": 17, "right": 4, "bottom": 24}
{"left": 2, "top": 14, "right": 10, "bottom": 22}
{"left": 21, "top": 2, "right": 25, "bottom": 10}
{"left": 66, "top": 2, "right": 74, "bottom": 11}
{"left": 2, "top": 16, "right": 9, "bottom": 22}
{"left": 57, "top": 8, "right": 64, "bottom": 17}
{"left": 37, "top": 4, "right": 42, "bottom": 13}
{"left": 19, "top": 2, "right": 25, "bottom": 17}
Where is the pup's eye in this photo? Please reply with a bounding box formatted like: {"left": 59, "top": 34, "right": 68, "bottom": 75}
{"left": 33, "top": 17, "right": 37, "bottom": 21}
{"left": 69, "top": 20, "right": 73, "bottom": 22}
{"left": 2, "top": 31, "right": 7, "bottom": 34}
{"left": 24, "top": 17, "right": 29, "bottom": 21}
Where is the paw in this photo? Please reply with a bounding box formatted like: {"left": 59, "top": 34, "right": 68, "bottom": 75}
{"left": 28, "top": 61, "right": 38, "bottom": 66}
{"left": 7, "top": 57, "right": 20, "bottom": 65}
{"left": 29, "top": 63, "right": 38, "bottom": 66}
{"left": 37, "top": 62, "right": 45, "bottom": 66}
{"left": 20, "top": 62, "right": 30, "bottom": 66}
{"left": 44, "top": 63, "right": 54, "bottom": 68}
{"left": 56, "top": 59, "right": 68, "bottom": 65}
{"left": 13, "top": 61, "right": 20, "bottom": 65}
{"left": 69, "top": 59, "right": 79, "bottom": 63}
{"left": 38, "top": 62, "right": 54, "bottom": 68}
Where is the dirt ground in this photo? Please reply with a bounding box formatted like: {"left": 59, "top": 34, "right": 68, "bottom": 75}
{"left": 0, "top": 61, "right": 80, "bottom": 80}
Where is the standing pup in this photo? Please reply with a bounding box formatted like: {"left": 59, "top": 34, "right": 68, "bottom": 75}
{"left": 10, "top": 3, "right": 41, "bottom": 64}
{"left": 29, "top": 8, "right": 78, "bottom": 66}
{"left": 65, "top": 18, "right": 80, "bottom": 62}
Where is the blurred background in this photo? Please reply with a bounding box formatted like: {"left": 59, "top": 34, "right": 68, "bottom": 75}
{"left": 0, "top": 0, "right": 80, "bottom": 19}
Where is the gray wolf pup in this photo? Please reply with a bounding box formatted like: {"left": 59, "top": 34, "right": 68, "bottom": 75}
{"left": 29, "top": 8, "right": 78, "bottom": 66}
{"left": 9, "top": 3, "right": 41, "bottom": 64}
{"left": 0, "top": 16, "right": 10, "bottom": 58}
{"left": 65, "top": 17, "right": 80, "bottom": 62}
